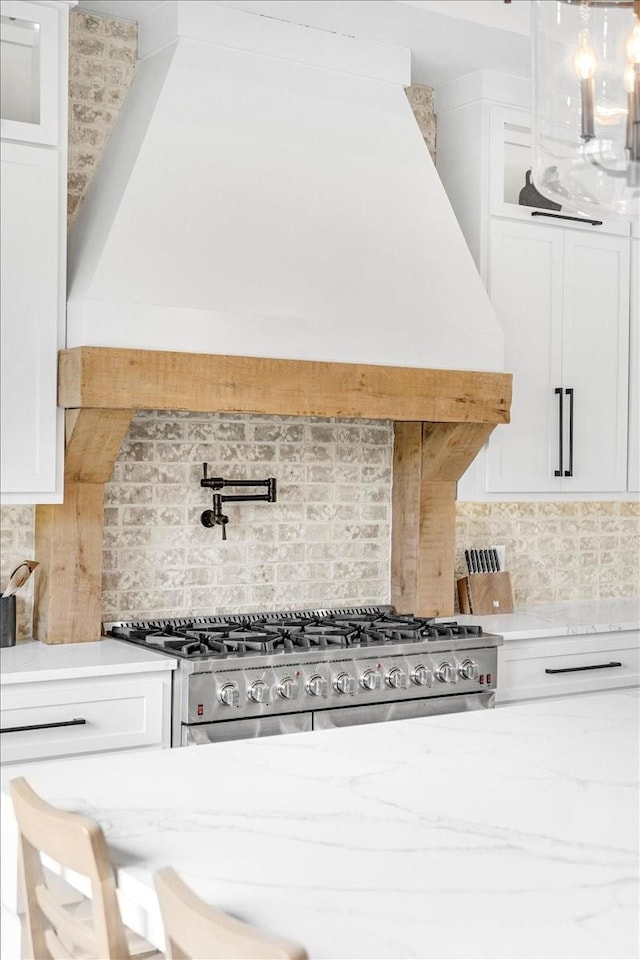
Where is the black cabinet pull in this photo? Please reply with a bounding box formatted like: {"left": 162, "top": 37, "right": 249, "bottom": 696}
{"left": 564, "top": 388, "right": 574, "bottom": 477}
{"left": 531, "top": 211, "right": 603, "bottom": 226}
{"left": 0, "top": 718, "right": 87, "bottom": 735}
{"left": 545, "top": 662, "right": 622, "bottom": 675}
{"left": 554, "top": 387, "right": 563, "bottom": 476}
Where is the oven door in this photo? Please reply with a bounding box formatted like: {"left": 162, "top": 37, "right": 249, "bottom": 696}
{"left": 313, "top": 692, "right": 495, "bottom": 730}
{"left": 182, "top": 712, "right": 313, "bottom": 746}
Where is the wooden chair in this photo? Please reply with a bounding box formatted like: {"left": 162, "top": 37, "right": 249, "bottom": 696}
{"left": 154, "top": 867, "right": 308, "bottom": 960}
{"left": 9, "top": 776, "right": 161, "bottom": 960}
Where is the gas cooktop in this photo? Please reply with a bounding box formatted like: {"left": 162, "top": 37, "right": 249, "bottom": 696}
{"left": 105, "top": 607, "right": 485, "bottom": 661}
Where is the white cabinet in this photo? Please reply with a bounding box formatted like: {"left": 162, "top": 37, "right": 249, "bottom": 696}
{"left": 0, "top": 671, "right": 172, "bottom": 765}
{"left": 488, "top": 105, "right": 630, "bottom": 238}
{"left": 0, "top": 142, "right": 63, "bottom": 497}
{"left": 0, "top": 0, "right": 61, "bottom": 145}
{"left": 435, "top": 72, "right": 634, "bottom": 499}
{"left": 485, "top": 219, "right": 630, "bottom": 493}
{"left": 0, "top": 0, "right": 71, "bottom": 504}
{"left": 496, "top": 630, "right": 640, "bottom": 704}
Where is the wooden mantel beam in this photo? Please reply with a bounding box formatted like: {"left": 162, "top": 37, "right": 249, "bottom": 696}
{"left": 59, "top": 347, "right": 511, "bottom": 425}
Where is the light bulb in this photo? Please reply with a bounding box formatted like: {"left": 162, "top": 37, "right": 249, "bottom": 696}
{"left": 574, "top": 29, "right": 597, "bottom": 80}
{"left": 626, "top": 21, "right": 640, "bottom": 65}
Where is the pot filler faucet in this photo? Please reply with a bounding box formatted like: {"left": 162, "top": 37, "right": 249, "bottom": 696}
{"left": 200, "top": 464, "right": 277, "bottom": 540}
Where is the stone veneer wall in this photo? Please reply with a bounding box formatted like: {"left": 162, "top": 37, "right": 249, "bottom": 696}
{"left": 455, "top": 502, "right": 639, "bottom": 607}
{"left": 405, "top": 84, "right": 436, "bottom": 160}
{"left": 0, "top": 15, "right": 638, "bottom": 636}
{"left": 67, "top": 9, "right": 137, "bottom": 223}
{"left": 0, "top": 508, "right": 35, "bottom": 639}
{"left": 102, "top": 413, "right": 392, "bottom": 621}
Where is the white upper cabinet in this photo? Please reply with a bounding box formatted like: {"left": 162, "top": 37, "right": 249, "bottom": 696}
{"left": 0, "top": 0, "right": 71, "bottom": 504}
{"left": 0, "top": 142, "right": 62, "bottom": 497}
{"left": 486, "top": 220, "right": 630, "bottom": 494}
{"left": 0, "top": 0, "right": 60, "bottom": 145}
{"left": 435, "top": 71, "right": 635, "bottom": 499}
{"left": 488, "top": 106, "right": 630, "bottom": 238}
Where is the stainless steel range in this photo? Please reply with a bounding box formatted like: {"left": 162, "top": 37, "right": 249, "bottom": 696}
{"left": 105, "top": 607, "right": 502, "bottom": 747}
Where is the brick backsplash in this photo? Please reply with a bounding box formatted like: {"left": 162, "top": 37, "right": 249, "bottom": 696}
{"left": 455, "top": 501, "right": 640, "bottom": 607}
{"left": 405, "top": 84, "right": 436, "bottom": 160}
{"left": 0, "top": 507, "right": 35, "bottom": 640}
{"left": 67, "top": 9, "right": 137, "bottom": 223}
{"left": 3, "top": 489, "right": 638, "bottom": 635}
{"left": 101, "top": 412, "right": 393, "bottom": 620}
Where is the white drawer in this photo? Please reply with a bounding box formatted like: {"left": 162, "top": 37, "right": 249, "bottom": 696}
{"left": 0, "top": 672, "right": 172, "bottom": 764}
{"left": 496, "top": 630, "right": 640, "bottom": 703}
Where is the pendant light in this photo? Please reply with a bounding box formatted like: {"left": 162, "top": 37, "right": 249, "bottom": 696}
{"left": 530, "top": 0, "right": 640, "bottom": 219}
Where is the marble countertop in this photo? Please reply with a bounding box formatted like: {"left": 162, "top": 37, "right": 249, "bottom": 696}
{"left": 2, "top": 690, "right": 638, "bottom": 960}
{"left": 455, "top": 596, "right": 640, "bottom": 641}
{"left": 0, "top": 638, "right": 176, "bottom": 685}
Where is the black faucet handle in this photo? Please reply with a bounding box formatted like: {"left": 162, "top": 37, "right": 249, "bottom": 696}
{"left": 200, "top": 464, "right": 224, "bottom": 490}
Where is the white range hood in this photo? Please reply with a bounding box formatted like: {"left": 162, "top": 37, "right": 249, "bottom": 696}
{"left": 67, "top": 0, "right": 504, "bottom": 372}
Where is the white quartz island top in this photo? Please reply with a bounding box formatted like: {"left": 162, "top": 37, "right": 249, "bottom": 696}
{"left": 2, "top": 691, "right": 638, "bottom": 960}
{"left": 0, "top": 638, "right": 176, "bottom": 684}
{"left": 454, "top": 596, "right": 640, "bottom": 641}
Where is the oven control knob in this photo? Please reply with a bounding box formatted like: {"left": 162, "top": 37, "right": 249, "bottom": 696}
{"left": 436, "top": 662, "right": 456, "bottom": 684}
{"left": 334, "top": 673, "right": 356, "bottom": 695}
{"left": 386, "top": 667, "right": 408, "bottom": 690}
{"left": 276, "top": 677, "right": 299, "bottom": 700}
{"left": 306, "top": 674, "right": 328, "bottom": 697}
{"left": 360, "top": 669, "right": 381, "bottom": 691}
{"left": 459, "top": 659, "right": 479, "bottom": 681}
{"left": 248, "top": 680, "right": 269, "bottom": 703}
{"left": 219, "top": 683, "right": 240, "bottom": 706}
{"left": 411, "top": 664, "right": 432, "bottom": 686}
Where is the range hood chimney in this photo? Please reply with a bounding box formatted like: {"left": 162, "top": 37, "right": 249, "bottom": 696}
{"left": 67, "top": 1, "right": 503, "bottom": 372}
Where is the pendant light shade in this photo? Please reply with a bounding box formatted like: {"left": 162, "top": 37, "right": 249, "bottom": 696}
{"left": 532, "top": 0, "right": 640, "bottom": 219}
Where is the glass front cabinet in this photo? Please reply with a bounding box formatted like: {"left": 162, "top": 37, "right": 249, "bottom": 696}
{"left": 0, "top": 0, "right": 60, "bottom": 145}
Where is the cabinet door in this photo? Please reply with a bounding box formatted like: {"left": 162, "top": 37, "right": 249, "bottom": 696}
{"left": 485, "top": 219, "right": 564, "bottom": 493}
{"left": 561, "top": 232, "right": 630, "bottom": 493}
{"left": 0, "top": 142, "right": 61, "bottom": 497}
{"left": 488, "top": 106, "right": 630, "bottom": 238}
{"left": 0, "top": 0, "right": 60, "bottom": 145}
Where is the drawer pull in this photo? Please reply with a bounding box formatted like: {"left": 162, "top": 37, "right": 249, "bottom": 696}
{"left": 531, "top": 211, "right": 603, "bottom": 227}
{"left": 544, "top": 662, "right": 622, "bottom": 675}
{"left": 0, "top": 718, "right": 87, "bottom": 735}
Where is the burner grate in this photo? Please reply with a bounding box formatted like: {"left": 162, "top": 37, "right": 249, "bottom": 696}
{"left": 105, "top": 606, "right": 484, "bottom": 660}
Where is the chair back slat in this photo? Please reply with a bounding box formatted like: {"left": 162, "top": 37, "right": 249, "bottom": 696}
{"left": 44, "top": 927, "right": 78, "bottom": 960}
{"left": 154, "top": 867, "right": 308, "bottom": 960}
{"left": 36, "top": 883, "right": 99, "bottom": 955}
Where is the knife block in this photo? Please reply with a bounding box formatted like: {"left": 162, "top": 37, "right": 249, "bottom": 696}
{"left": 457, "top": 572, "right": 514, "bottom": 616}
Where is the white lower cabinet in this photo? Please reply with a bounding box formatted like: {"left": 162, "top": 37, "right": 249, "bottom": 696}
{"left": 0, "top": 672, "right": 172, "bottom": 765}
{"left": 496, "top": 630, "right": 640, "bottom": 704}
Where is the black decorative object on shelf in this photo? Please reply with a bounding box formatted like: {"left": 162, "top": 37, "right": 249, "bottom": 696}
{"left": 518, "top": 169, "right": 561, "bottom": 211}
{"left": 200, "top": 464, "right": 277, "bottom": 540}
